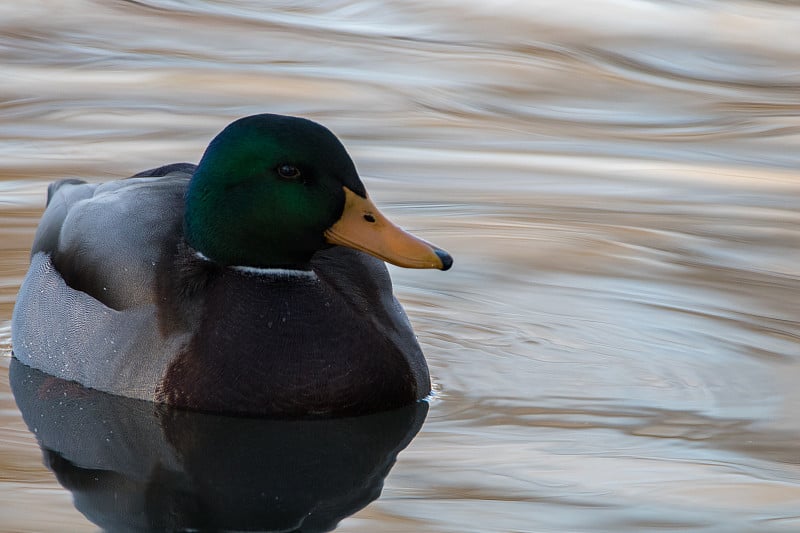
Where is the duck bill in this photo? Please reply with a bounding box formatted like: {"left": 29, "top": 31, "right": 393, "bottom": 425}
{"left": 324, "top": 187, "right": 452, "bottom": 270}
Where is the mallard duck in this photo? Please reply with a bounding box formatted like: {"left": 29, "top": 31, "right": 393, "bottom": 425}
{"left": 12, "top": 114, "right": 452, "bottom": 416}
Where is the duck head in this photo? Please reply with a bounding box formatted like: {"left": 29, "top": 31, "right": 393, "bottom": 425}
{"left": 184, "top": 114, "right": 452, "bottom": 271}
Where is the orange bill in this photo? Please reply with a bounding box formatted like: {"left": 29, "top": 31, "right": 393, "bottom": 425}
{"left": 324, "top": 187, "right": 452, "bottom": 270}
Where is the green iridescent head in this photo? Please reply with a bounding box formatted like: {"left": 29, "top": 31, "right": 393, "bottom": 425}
{"left": 184, "top": 114, "right": 452, "bottom": 270}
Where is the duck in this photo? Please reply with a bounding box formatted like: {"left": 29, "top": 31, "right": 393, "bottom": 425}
{"left": 11, "top": 113, "right": 452, "bottom": 417}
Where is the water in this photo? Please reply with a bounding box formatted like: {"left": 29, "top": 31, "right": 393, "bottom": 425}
{"left": 1, "top": 1, "right": 799, "bottom": 531}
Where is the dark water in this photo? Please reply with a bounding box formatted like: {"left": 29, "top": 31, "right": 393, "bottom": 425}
{"left": 1, "top": 1, "right": 800, "bottom": 531}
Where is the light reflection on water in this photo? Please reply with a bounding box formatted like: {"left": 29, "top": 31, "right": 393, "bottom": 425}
{"left": 1, "top": 1, "right": 799, "bottom": 531}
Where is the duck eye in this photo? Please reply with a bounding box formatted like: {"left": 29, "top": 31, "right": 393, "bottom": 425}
{"left": 276, "top": 164, "right": 301, "bottom": 180}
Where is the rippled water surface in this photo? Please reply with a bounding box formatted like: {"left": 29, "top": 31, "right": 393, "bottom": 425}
{"left": 2, "top": 1, "right": 800, "bottom": 531}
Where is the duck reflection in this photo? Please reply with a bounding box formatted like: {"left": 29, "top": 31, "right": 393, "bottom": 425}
{"left": 10, "top": 358, "right": 427, "bottom": 532}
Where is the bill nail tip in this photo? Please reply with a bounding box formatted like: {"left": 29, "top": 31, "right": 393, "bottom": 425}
{"left": 435, "top": 249, "right": 453, "bottom": 271}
